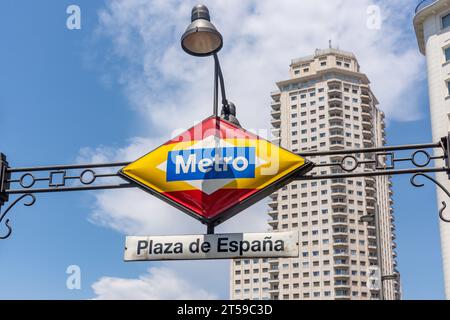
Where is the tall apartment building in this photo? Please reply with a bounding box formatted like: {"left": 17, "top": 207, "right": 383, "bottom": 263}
{"left": 413, "top": 0, "right": 450, "bottom": 298}
{"left": 230, "top": 48, "right": 400, "bottom": 300}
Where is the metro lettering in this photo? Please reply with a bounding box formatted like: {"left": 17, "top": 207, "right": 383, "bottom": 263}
{"left": 167, "top": 147, "right": 255, "bottom": 181}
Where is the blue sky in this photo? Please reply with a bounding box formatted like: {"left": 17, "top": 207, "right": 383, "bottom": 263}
{"left": 0, "top": 0, "right": 445, "bottom": 299}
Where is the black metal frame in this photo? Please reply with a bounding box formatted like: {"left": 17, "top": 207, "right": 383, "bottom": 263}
{"left": 1, "top": 134, "right": 450, "bottom": 239}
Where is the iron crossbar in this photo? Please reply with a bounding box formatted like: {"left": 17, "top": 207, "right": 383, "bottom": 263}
{"left": 1, "top": 137, "right": 450, "bottom": 239}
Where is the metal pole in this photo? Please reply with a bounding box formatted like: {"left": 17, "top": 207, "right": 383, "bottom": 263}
{"left": 213, "top": 53, "right": 227, "bottom": 107}
{"left": 374, "top": 202, "right": 385, "bottom": 300}
{"left": 207, "top": 224, "right": 215, "bottom": 235}
{"left": 213, "top": 55, "right": 219, "bottom": 117}
{"left": 0, "top": 153, "right": 9, "bottom": 207}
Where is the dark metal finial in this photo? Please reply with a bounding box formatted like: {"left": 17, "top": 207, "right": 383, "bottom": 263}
{"left": 191, "top": 4, "right": 210, "bottom": 22}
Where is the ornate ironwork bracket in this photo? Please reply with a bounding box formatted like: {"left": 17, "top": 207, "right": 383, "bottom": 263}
{"left": 0, "top": 159, "right": 133, "bottom": 239}
{"left": 0, "top": 194, "right": 36, "bottom": 239}
{"left": 411, "top": 173, "right": 450, "bottom": 223}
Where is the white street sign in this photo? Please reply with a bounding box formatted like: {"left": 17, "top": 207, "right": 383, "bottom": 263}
{"left": 124, "top": 231, "right": 299, "bottom": 261}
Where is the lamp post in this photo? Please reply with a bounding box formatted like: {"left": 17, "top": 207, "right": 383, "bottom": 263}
{"left": 360, "top": 201, "right": 401, "bottom": 300}
{"left": 361, "top": 208, "right": 384, "bottom": 300}
{"left": 181, "top": 4, "right": 240, "bottom": 127}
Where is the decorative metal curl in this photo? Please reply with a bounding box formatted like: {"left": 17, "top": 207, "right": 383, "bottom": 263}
{"left": 0, "top": 194, "right": 36, "bottom": 239}
{"left": 410, "top": 173, "right": 450, "bottom": 223}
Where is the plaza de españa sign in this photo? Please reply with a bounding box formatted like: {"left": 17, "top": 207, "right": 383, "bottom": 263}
{"left": 119, "top": 116, "right": 313, "bottom": 226}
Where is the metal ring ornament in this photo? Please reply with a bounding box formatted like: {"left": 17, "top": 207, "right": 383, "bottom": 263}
{"left": 410, "top": 173, "right": 450, "bottom": 223}
{"left": 340, "top": 155, "right": 359, "bottom": 173}
{"left": 80, "top": 169, "right": 96, "bottom": 185}
{"left": 0, "top": 194, "right": 36, "bottom": 239}
{"left": 19, "top": 173, "right": 36, "bottom": 189}
{"left": 411, "top": 150, "right": 431, "bottom": 168}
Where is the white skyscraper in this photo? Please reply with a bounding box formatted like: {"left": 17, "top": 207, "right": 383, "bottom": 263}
{"left": 230, "top": 48, "right": 400, "bottom": 300}
{"left": 414, "top": 0, "right": 450, "bottom": 298}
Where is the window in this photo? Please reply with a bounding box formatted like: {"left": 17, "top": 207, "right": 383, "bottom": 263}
{"left": 443, "top": 13, "right": 450, "bottom": 29}
{"left": 447, "top": 81, "right": 450, "bottom": 96}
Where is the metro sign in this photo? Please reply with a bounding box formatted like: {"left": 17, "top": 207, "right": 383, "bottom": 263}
{"left": 119, "top": 116, "right": 313, "bottom": 226}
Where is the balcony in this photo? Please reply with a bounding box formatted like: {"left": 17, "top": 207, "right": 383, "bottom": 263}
{"left": 362, "top": 129, "right": 372, "bottom": 140}
{"left": 268, "top": 267, "right": 279, "bottom": 274}
{"left": 333, "top": 228, "right": 348, "bottom": 236}
{"left": 333, "top": 239, "right": 348, "bottom": 248}
{"left": 361, "top": 111, "right": 372, "bottom": 121}
{"left": 366, "top": 202, "right": 375, "bottom": 211}
{"left": 331, "top": 198, "right": 347, "bottom": 209}
{"left": 334, "top": 290, "right": 350, "bottom": 300}
{"left": 361, "top": 103, "right": 371, "bottom": 113}
{"left": 331, "top": 179, "right": 346, "bottom": 187}
{"left": 361, "top": 95, "right": 371, "bottom": 104}
{"left": 334, "top": 282, "right": 351, "bottom": 290}
{"left": 269, "top": 192, "right": 278, "bottom": 200}
{"left": 364, "top": 140, "right": 374, "bottom": 148}
{"left": 333, "top": 250, "right": 349, "bottom": 258}
{"left": 328, "top": 79, "right": 342, "bottom": 86}
{"left": 366, "top": 193, "right": 376, "bottom": 202}
{"left": 332, "top": 220, "right": 348, "bottom": 229}
{"left": 332, "top": 212, "right": 347, "bottom": 221}
{"left": 329, "top": 106, "right": 343, "bottom": 115}
{"left": 330, "top": 140, "right": 345, "bottom": 150}
{"left": 271, "top": 118, "right": 281, "bottom": 128}
{"left": 271, "top": 100, "right": 281, "bottom": 110}
{"left": 329, "top": 130, "right": 344, "bottom": 139}
{"left": 329, "top": 114, "right": 343, "bottom": 122}
{"left": 331, "top": 187, "right": 346, "bottom": 195}
{"left": 268, "top": 276, "right": 279, "bottom": 283}
{"left": 334, "top": 268, "right": 350, "bottom": 279}
{"left": 329, "top": 96, "right": 342, "bottom": 103}
{"left": 330, "top": 118, "right": 344, "bottom": 130}
{"left": 365, "top": 186, "right": 375, "bottom": 194}
{"left": 329, "top": 134, "right": 344, "bottom": 144}
{"left": 268, "top": 210, "right": 278, "bottom": 219}
{"left": 268, "top": 201, "right": 278, "bottom": 209}
{"left": 271, "top": 109, "right": 281, "bottom": 118}
{"left": 361, "top": 89, "right": 370, "bottom": 97}
{"left": 268, "top": 219, "right": 279, "bottom": 227}
{"left": 368, "top": 233, "right": 377, "bottom": 240}
{"left": 362, "top": 120, "right": 372, "bottom": 131}
{"left": 368, "top": 242, "right": 377, "bottom": 250}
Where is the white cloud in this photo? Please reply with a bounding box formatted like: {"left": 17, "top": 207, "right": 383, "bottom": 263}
{"left": 92, "top": 267, "right": 217, "bottom": 300}
{"left": 85, "top": 0, "right": 425, "bottom": 299}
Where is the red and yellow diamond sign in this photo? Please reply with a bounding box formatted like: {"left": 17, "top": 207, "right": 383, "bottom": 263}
{"left": 119, "top": 116, "right": 313, "bottom": 226}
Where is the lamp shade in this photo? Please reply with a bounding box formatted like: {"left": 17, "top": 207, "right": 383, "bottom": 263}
{"left": 181, "top": 5, "right": 223, "bottom": 57}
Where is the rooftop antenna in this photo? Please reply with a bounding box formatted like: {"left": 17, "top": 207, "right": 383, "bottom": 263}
{"left": 329, "top": 39, "right": 332, "bottom": 49}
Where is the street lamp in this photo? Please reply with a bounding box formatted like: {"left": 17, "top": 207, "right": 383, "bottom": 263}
{"left": 181, "top": 4, "right": 240, "bottom": 127}
{"left": 360, "top": 208, "right": 385, "bottom": 300}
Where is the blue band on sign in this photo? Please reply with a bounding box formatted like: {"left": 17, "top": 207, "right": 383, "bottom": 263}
{"left": 166, "top": 147, "right": 256, "bottom": 182}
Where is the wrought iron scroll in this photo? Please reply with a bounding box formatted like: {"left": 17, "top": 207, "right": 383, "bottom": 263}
{"left": 411, "top": 173, "right": 450, "bottom": 223}
{"left": 0, "top": 194, "right": 36, "bottom": 239}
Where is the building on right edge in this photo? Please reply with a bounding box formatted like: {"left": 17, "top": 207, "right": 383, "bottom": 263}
{"left": 413, "top": 0, "right": 450, "bottom": 299}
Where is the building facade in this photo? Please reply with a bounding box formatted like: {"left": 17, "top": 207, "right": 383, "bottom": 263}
{"left": 230, "top": 48, "right": 400, "bottom": 300}
{"left": 413, "top": 0, "right": 450, "bottom": 298}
